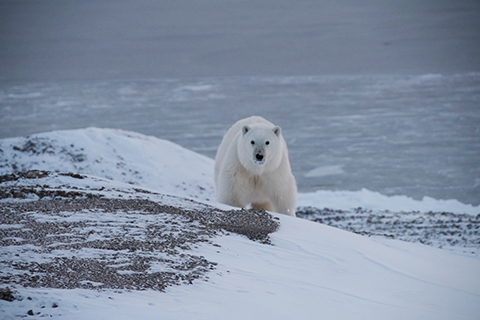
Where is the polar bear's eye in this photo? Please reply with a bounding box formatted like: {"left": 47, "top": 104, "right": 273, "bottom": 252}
{"left": 265, "top": 141, "right": 270, "bottom": 145}
{"left": 251, "top": 140, "right": 255, "bottom": 145}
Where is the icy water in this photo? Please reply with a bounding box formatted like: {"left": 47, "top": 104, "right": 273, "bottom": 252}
{"left": 1, "top": 74, "right": 479, "bottom": 205}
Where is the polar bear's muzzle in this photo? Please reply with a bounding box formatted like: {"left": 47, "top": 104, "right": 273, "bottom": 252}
{"left": 254, "top": 149, "right": 265, "bottom": 164}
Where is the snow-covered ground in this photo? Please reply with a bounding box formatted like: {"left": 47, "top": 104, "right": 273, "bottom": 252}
{"left": 0, "top": 128, "right": 215, "bottom": 201}
{"left": 1, "top": 128, "right": 479, "bottom": 319}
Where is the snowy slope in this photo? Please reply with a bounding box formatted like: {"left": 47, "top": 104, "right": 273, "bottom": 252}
{"left": 1, "top": 128, "right": 480, "bottom": 319}
{"left": 0, "top": 128, "right": 214, "bottom": 201}
{"left": 2, "top": 201, "right": 479, "bottom": 320}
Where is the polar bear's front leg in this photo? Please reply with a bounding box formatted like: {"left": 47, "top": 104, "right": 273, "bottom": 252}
{"left": 268, "top": 177, "right": 297, "bottom": 216}
{"left": 216, "top": 169, "right": 250, "bottom": 209}
{"left": 274, "top": 198, "right": 296, "bottom": 216}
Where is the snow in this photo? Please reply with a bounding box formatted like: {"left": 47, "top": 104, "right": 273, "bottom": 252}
{"left": 0, "top": 128, "right": 215, "bottom": 201}
{"left": 2, "top": 214, "right": 480, "bottom": 319}
{"left": 1, "top": 128, "right": 480, "bottom": 319}
{"left": 2, "top": 205, "right": 480, "bottom": 319}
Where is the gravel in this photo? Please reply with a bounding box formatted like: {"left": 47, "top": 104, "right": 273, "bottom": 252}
{"left": 0, "top": 186, "right": 279, "bottom": 294}
{"left": 297, "top": 206, "right": 480, "bottom": 254}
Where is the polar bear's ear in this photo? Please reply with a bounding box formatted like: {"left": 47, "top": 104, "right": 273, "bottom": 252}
{"left": 242, "top": 125, "right": 250, "bottom": 135}
{"left": 273, "top": 126, "right": 282, "bottom": 136}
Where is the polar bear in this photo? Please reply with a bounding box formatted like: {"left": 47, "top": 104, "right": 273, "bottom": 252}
{"left": 214, "top": 116, "right": 297, "bottom": 216}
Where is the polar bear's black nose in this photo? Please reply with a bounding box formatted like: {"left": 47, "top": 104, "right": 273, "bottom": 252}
{"left": 256, "top": 154, "right": 264, "bottom": 161}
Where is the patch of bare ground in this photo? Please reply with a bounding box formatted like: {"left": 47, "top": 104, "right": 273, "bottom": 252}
{"left": 0, "top": 185, "right": 278, "bottom": 294}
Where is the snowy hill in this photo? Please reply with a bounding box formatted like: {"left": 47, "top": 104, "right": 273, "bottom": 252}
{"left": 0, "top": 128, "right": 215, "bottom": 201}
{"left": 1, "top": 128, "right": 480, "bottom": 319}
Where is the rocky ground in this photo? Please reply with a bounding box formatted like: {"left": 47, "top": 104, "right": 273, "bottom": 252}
{"left": 0, "top": 173, "right": 278, "bottom": 298}
{"left": 297, "top": 207, "right": 480, "bottom": 254}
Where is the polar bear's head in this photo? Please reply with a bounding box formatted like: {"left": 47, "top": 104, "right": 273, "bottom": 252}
{"left": 237, "top": 124, "right": 284, "bottom": 175}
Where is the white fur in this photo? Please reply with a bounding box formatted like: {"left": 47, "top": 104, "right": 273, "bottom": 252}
{"left": 214, "top": 116, "right": 297, "bottom": 216}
